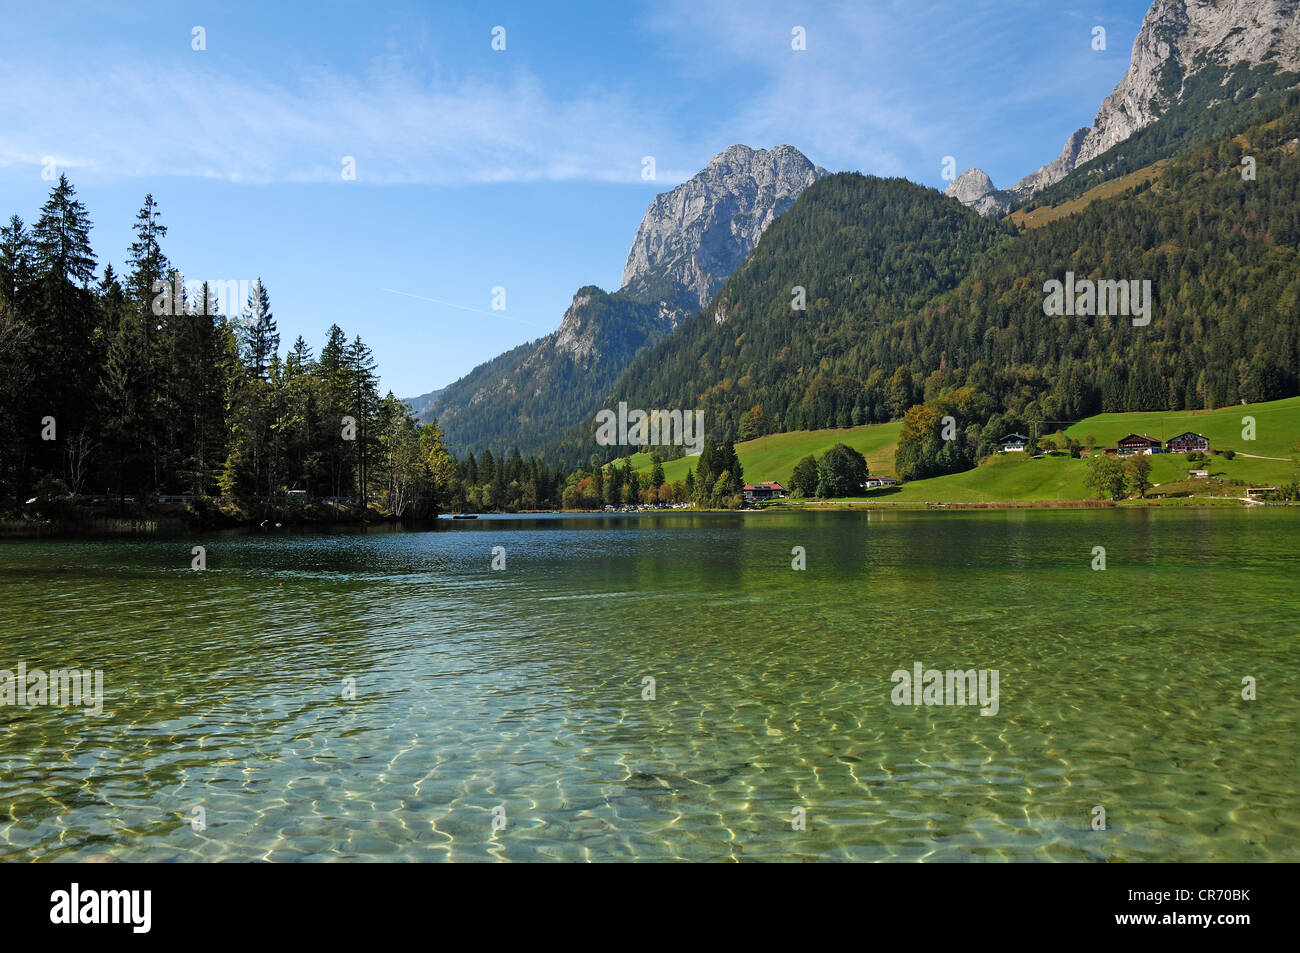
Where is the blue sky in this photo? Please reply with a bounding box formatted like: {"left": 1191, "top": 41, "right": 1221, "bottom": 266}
{"left": 0, "top": 0, "right": 1150, "bottom": 399}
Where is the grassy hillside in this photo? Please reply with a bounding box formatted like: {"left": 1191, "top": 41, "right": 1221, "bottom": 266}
{"left": 879, "top": 448, "right": 1290, "bottom": 504}
{"left": 882, "top": 453, "right": 1091, "bottom": 503}
{"left": 629, "top": 420, "right": 903, "bottom": 487}
{"left": 625, "top": 397, "right": 1299, "bottom": 502}
{"left": 1010, "top": 160, "right": 1168, "bottom": 230}
{"left": 883, "top": 398, "right": 1300, "bottom": 502}
{"left": 1056, "top": 396, "right": 1300, "bottom": 465}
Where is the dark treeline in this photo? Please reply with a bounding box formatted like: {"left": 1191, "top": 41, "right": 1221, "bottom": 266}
{"left": 554, "top": 437, "right": 743, "bottom": 509}
{"left": 0, "top": 178, "right": 570, "bottom": 519}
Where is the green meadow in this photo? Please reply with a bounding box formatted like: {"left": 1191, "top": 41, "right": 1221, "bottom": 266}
{"left": 627, "top": 421, "right": 903, "bottom": 487}
{"left": 628, "top": 397, "right": 1300, "bottom": 503}
{"left": 1055, "top": 397, "right": 1300, "bottom": 462}
{"left": 880, "top": 453, "right": 1091, "bottom": 503}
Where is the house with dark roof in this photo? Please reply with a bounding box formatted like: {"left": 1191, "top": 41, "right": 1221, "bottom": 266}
{"left": 998, "top": 433, "right": 1030, "bottom": 452}
{"left": 1166, "top": 431, "right": 1210, "bottom": 454}
{"left": 1117, "top": 433, "right": 1162, "bottom": 456}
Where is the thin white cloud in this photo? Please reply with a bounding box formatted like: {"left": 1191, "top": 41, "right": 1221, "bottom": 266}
{"left": 641, "top": 0, "right": 1141, "bottom": 187}
{"left": 641, "top": 0, "right": 946, "bottom": 176}
{"left": 0, "top": 1, "right": 1135, "bottom": 191}
{"left": 0, "top": 58, "right": 689, "bottom": 186}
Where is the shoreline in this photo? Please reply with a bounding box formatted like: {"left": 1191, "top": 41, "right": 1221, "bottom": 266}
{"left": 0, "top": 502, "right": 441, "bottom": 538}
{"left": 5, "top": 495, "right": 1288, "bottom": 537}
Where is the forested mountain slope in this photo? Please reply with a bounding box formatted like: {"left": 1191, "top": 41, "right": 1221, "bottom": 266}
{"left": 420, "top": 145, "right": 826, "bottom": 458}
{"left": 539, "top": 173, "right": 1011, "bottom": 463}
{"left": 418, "top": 286, "right": 682, "bottom": 458}
{"left": 547, "top": 100, "right": 1300, "bottom": 468}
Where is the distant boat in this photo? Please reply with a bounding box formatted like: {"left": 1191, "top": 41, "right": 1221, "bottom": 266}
{"left": 451, "top": 514, "right": 479, "bottom": 520}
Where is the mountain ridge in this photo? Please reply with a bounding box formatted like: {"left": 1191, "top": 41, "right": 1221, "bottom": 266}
{"left": 418, "top": 143, "right": 827, "bottom": 456}
{"left": 556, "top": 96, "right": 1300, "bottom": 473}
{"left": 949, "top": 0, "right": 1300, "bottom": 214}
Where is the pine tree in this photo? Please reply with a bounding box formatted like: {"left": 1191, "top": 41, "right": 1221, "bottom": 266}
{"left": 34, "top": 175, "right": 96, "bottom": 287}
{"left": 241, "top": 279, "right": 278, "bottom": 380}
{"left": 0, "top": 293, "right": 34, "bottom": 504}
{"left": 184, "top": 281, "right": 231, "bottom": 494}
{"left": 347, "top": 336, "right": 379, "bottom": 504}
{"left": 0, "top": 215, "right": 33, "bottom": 304}
{"left": 126, "top": 194, "right": 168, "bottom": 316}
{"left": 696, "top": 434, "right": 716, "bottom": 498}
{"left": 316, "top": 325, "right": 352, "bottom": 497}
{"left": 31, "top": 177, "right": 100, "bottom": 487}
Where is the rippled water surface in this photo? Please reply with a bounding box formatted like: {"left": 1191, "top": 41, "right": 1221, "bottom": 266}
{"left": 1, "top": 508, "right": 1297, "bottom": 861}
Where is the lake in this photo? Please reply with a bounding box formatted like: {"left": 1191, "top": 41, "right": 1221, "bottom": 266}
{"left": 1, "top": 508, "right": 1297, "bottom": 861}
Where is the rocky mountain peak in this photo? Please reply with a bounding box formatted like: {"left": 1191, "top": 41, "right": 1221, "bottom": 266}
{"left": 944, "top": 168, "right": 1014, "bottom": 215}
{"left": 1012, "top": 0, "right": 1300, "bottom": 197}
{"left": 551, "top": 289, "right": 597, "bottom": 359}
{"left": 620, "top": 143, "right": 829, "bottom": 310}
{"left": 551, "top": 285, "right": 675, "bottom": 364}
{"left": 415, "top": 143, "right": 827, "bottom": 455}
{"left": 944, "top": 0, "right": 1300, "bottom": 215}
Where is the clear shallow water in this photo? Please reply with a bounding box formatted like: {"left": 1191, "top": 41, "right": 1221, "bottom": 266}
{"left": 1, "top": 508, "right": 1297, "bottom": 862}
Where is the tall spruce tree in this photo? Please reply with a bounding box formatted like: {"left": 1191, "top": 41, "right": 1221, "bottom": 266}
{"left": 346, "top": 335, "right": 379, "bottom": 505}
{"left": 34, "top": 175, "right": 96, "bottom": 287}
{"left": 241, "top": 279, "right": 278, "bottom": 380}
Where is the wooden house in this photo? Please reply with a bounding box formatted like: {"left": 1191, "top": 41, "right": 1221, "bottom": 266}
{"left": 1117, "top": 433, "right": 1162, "bottom": 455}
{"left": 1166, "top": 431, "right": 1210, "bottom": 453}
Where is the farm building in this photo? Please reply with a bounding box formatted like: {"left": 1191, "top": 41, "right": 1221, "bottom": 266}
{"left": 1117, "top": 433, "right": 1162, "bottom": 455}
{"left": 999, "top": 433, "right": 1030, "bottom": 452}
{"left": 1167, "top": 431, "right": 1210, "bottom": 453}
